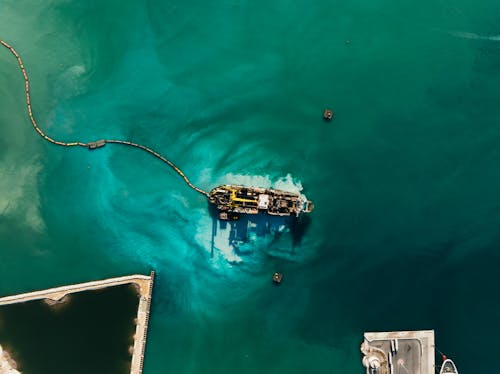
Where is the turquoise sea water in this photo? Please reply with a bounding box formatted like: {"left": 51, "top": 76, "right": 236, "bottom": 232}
{"left": 1, "top": 0, "right": 500, "bottom": 372}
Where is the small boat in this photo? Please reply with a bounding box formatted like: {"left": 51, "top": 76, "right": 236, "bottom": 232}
{"left": 440, "top": 359, "right": 458, "bottom": 374}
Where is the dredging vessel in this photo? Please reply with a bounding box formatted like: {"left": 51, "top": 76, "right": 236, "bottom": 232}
{"left": 209, "top": 185, "right": 314, "bottom": 220}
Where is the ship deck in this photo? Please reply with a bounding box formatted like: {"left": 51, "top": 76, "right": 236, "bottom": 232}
{"left": 209, "top": 185, "right": 311, "bottom": 216}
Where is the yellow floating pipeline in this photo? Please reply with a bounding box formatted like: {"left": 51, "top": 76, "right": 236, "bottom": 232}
{"left": 0, "top": 38, "right": 208, "bottom": 198}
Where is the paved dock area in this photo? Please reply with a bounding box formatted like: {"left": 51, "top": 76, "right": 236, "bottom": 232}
{"left": 360, "top": 330, "right": 435, "bottom": 374}
{"left": 0, "top": 272, "right": 155, "bottom": 374}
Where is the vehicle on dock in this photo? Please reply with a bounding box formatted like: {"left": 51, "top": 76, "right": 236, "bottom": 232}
{"left": 440, "top": 359, "right": 459, "bottom": 374}
{"left": 209, "top": 185, "right": 313, "bottom": 219}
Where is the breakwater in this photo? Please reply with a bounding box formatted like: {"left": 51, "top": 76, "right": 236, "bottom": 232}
{"left": 131, "top": 271, "right": 155, "bottom": 374}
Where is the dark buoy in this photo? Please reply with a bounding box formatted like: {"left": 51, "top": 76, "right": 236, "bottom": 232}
{"left": 272, "top": 272, "right": 283, "bottom": 284}
{"left": 323, "top": 109, "right": 333, "bottom": 121}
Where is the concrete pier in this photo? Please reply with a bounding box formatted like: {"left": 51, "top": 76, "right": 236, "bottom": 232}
{"left": 360, "top": 330, "right": 435, "bottom": 374}
{"left": 0, "top": 273, "right": 155, "bottom": 374}
{"left": 131, "top": 271, "right": 155, "bottom": 374}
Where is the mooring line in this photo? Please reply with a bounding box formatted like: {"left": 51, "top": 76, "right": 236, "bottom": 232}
{"left": 0, "top": 39, "right": 209, "bottom": 197}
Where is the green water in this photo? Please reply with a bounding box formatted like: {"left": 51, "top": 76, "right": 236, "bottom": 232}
{"left": 1, "top": 0, "right": 500, "bottom": 372}
{"left": 0, "top": 285, "right": 139, "bottom": 373}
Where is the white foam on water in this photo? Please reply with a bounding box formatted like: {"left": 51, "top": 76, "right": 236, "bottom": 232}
{"left": 215, "top": 172, "right": 310, "bottom": 201}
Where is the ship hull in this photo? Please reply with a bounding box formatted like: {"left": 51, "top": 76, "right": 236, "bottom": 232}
{"left": 208, "top": 185, "right": 313, "bottom": 218}
{"left": 439, "top": 359, "right": 458, "bottom": 374}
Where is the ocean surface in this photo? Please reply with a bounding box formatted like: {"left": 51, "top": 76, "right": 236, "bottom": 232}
{"left": 0, "top": 285, "right": 139, "bottom": 374}
{"left": 0, "top": 0, "right": 499, "bottom": 372}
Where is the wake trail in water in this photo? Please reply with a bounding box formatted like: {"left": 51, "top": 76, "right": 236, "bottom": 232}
{"left": 449, "top": 31, "right": 500, "bottom": 42}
